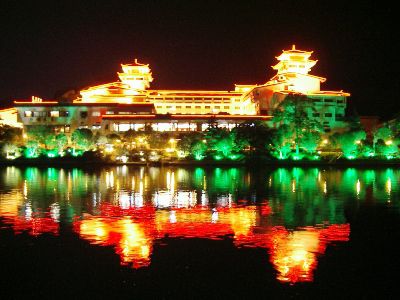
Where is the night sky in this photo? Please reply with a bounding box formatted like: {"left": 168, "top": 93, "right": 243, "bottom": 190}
{"left": 0, "top": 0, "right": 398, "bottom": 119}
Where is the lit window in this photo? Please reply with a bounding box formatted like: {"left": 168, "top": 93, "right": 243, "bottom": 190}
{"left": 24, "top": 111, "right": 32, "bottom": 117}
{"left": 118, "top": 124, "right": 131, "bottom": 132}
{"left": 33, "top": 111, "right": 47, "bottom": 117}
{"left": 106, "top": 111, "right": 114, "bottom": 115}
{"left": 50, "top": 111, "right": 59, "bottom": 117}
{"left": 64, "top": 125, "right": 70, "bottom": 133}
{"left": 92, "top": 111, "right": 101, "bottom": 117}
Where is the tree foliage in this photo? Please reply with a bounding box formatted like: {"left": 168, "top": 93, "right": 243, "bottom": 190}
{"left": 71, "top": 128, "right": 93, "bottom": 150}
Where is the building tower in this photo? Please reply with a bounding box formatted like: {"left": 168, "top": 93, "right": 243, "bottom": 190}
{"left": 118, "top": 59, "right": 154, "bottom": 92}
{"left": 272, "top": 44, "right": 317, "bottom": 75}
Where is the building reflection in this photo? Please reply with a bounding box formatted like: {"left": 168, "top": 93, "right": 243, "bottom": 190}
{"left": 2, "top": 166, "right": 400, "bottom": 283}
{"left": 72, "top": 203, "right": 349, "bottom": 283}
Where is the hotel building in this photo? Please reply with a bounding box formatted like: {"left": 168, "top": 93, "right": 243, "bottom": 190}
{"left": 8, "top": 45, "right": 349, "bottom": 135}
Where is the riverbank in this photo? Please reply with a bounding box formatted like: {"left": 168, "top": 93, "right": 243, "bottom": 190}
{"left": 1, "top": 156, "right": 400, "bottom": 168}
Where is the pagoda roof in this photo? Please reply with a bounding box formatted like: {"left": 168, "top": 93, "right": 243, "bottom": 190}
{"left": 122, "top": 58, "right": 149, "bottom": 67}
{"left": 80, "top": 82, "right": 129, "bottom": 92}
{"left": 269, "top": 72, "right": 327, "bottom": 83}
{"left": 277, "top": 44, "right": 313, "bottom": 56}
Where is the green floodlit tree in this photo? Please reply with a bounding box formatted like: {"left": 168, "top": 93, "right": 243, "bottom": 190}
{"left": 191, "top": 140, "right": 208, "bottom": 160}
{"left": 270, "top": 125, "right": 292, "bottom": 159}
{"left": 24, "top": 140, "right": 40, "bottom": 158}
{"left": 44, "top": 133, "right": 57, "bottom": 150}
{"left": 299, "top": 130, "right": 321, "bottom": 155}
{"left": 71, "top": 128, "right": 93, "bottom": 151}
{"left": 332, "top": 130, "right": 366, "bottom": 159}
{"left": 370, "top": 125, "right": 400, "bottom": 158}
{"left": 374, "top": 126, "right": 392, "bottom": 143}
{"left": 178, "top": 132, "right": 204, "bottom": 158}
{"left": 272, "top": 93, "right": 322, "bottom": 159}
{"left": 375, "top": 140, "right": 399, "bottom": 159}
{"left": 56, "top": 133, "right": 68, "bottom": 151}
{"left": 26, "top": 125, "right": 52, "bottom": 146}
{"left": 204, "top": 126, "right": 247, "bottom": 160}
{"left": 215, "top": 135, "right": 236, "bottom": 157}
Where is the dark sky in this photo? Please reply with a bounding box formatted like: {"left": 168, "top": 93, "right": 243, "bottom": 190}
{"left": 0, "top": 0, "right": 398, "bottom": 118}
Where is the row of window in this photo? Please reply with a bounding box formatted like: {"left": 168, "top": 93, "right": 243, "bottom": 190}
{"left": 156, "top": 105, "right": 235, "bottom": 110}
{"left": 311, "top": 99, "right": 345, "bottom": 104}
{"left": 150, "top": 97, "right": 233, "bottom": 101}
{"left": 312, "top": 112, "right": 344, "bottom": 119}
{"left": 24, "top": 110, "right": 69, "bottom": 117}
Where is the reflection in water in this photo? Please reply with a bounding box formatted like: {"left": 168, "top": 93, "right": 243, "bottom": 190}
{"left": 1, "top": 166, "right": 399, "bottom": 283}
{"left": 76, "top": 216, "right": 152, "bottom": 268}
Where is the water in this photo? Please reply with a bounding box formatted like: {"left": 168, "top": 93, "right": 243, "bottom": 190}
{"left": 0, "top": 166, "right": 399, "bottom": 298}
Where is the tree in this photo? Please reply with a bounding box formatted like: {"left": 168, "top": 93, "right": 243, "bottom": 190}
{"left": 178, "top": 132, "right": 204, "bottom": 153}
{"left": 44, "top": 133, "right": 57, "bottom": 150}
{"left": 333, "top": 130, "right": 366, "bottom": 159}
{"left": 300, "top": 131, "right": 321, "bottom": 155}
{"left": 26, "top": 125, "right": 52, "bottom": 145}
{"left": 270, "top": 125, "right": 292, "bottom": 159}
{"left": 373, "top": 126, "right": 397, "bottom": 157}
{"left": 0, "top": 125, "right": 23, "bottom": 145}
{"left": 232, "top": 121, "right": 273, "bottom": 153}
{"left": 24, "top": 140, "right": 40, "bottom": 158}
{"left": 56, "top": 133, "right": 68, "bottom": 151}
{"left": 272, "top": 93, "right": 322, "bottom": 157}
{"left": 204, "top": 126, "right": 246, "bottom": 159}
{"left": 191, "top": 140, "right": 208, "bottom": 160}
{"left": 71, "top": 128, "right": 93, "bottom": 150}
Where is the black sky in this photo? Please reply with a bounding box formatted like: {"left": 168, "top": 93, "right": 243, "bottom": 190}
{"left": 0, "top": 0, "right": 398, "bottom": 118}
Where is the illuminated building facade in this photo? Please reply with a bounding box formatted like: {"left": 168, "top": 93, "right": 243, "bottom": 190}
{"left": 248, "top": 45, "right": 349, "bottom": 131}
{"left": 0, "top": 108, "right": 22, "bottom": 128}
{"left": 12, "top": 46, "right": 348, "bottom": 134}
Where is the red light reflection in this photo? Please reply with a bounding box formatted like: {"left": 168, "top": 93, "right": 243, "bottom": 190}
{"left": 73, "top": 203, "right": 350, "bottom": 283}
{"left": 0, "top": 201, "right": 350, "bottom": 283}
{"left": 2, "top": 212, "right": 59, "bottom": 236}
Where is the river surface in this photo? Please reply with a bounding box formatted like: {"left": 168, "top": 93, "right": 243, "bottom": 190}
{"left": 0, "top": 166, "right": 399, "bottom": 298}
